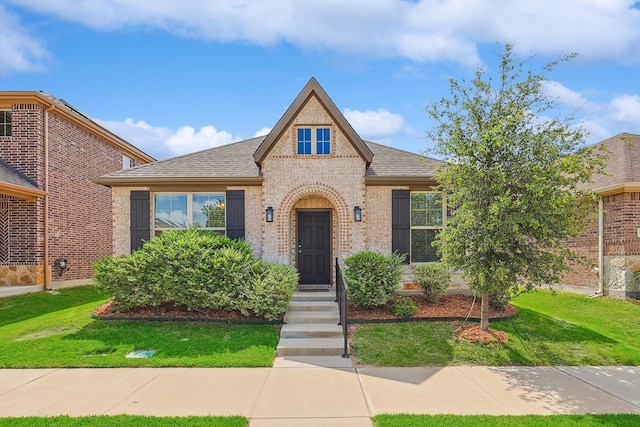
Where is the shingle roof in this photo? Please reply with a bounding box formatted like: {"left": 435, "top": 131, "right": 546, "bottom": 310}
{"left": 585, "top": 133, "right": 640, "bottom": 192}
{"left": 0, "top": 159, "right": 40, "bottom": 191}
{"left": 94, "top": 137, "right": 442, "bottom": 186}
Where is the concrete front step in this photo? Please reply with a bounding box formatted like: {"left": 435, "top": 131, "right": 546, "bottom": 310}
{"left": 281, "top": 323, "right": 343, "bottom": 338}
{"left": 291, "top": 291, "right": 335, "bottom": 302}
{"left": 284, "top": 311, "right": 340, "bottom": 324}
{"left": 276, "top": 337, "right": 346, "bottom": 356}
{"left": 288, "top": 301, "right": 338, "bottom": 311}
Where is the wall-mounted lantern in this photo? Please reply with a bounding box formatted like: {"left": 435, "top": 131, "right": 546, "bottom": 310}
{"left": 354, "top": 206, "right": 362, "bottom": 222}
{"left": 54, "top": 257, "right": 69, "bottom": 277}
{"left": 266, "top": 206, "right": 274, "bottom": 222}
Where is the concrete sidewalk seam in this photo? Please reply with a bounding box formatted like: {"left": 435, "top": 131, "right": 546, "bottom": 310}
{"left": 551, "top": 366, "right": 640, "bottom": 411}
{"left": 354, "top": 368, "right": 374, "bottom": 418}
{"left": 455, "top": 366, "right": 516, "bottom": 415}
{"left": 101, "top": 367, "right": 170, "bottom": 415}
{"left": 248, "top": 362, "right": 277, "bottom": 418}
{"left": 0, "top": 368, "right": 60, "bottom": 397}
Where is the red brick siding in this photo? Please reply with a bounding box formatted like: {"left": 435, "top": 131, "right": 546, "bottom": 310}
{"left": 561, "top": 201, "right": 599, "bottom": 288}
{"left": 0, "top": 104, "right": 45, "bottom": 266}
{"left": 46, "top": 111, "right": 123, "bottom": 280}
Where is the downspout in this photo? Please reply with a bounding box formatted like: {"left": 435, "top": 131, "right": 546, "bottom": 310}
{"left": 43, "top": 104, "right": 55, "bottom": 291}
{"left": 597, "top": 196, "right": 604, "bottom": 296}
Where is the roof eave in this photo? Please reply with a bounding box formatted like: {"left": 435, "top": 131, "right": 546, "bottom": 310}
{"left": 596, "top": 182, "right": 640, "bottom": 196}
{"left": 365, "top": 176, "right": 438, "bottom": 186}
{"left": 93, "top": 176, "right": 263, "bottom": 187}
{"left": 0, "top": 182, "right": 47, "bottom": 202}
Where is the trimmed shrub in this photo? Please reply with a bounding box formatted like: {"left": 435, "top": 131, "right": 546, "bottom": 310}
{"left": 245, "top": 262, "right": 299, "bottom": 320}
{"left": 391, "top": 296, "right": 417, "bottom": 318}
{"left": 343, "top": 251, "right": 405, "bottom": 307}
{"left": 94, "top": 229, "right": 296, "bottom": 319}
{"left": 413, "top": 262, "right": 451, "bottom": 303}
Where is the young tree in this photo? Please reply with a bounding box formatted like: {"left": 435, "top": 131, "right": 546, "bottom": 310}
{"left": 427, "top": 44, "right": 606, "bottom": 331}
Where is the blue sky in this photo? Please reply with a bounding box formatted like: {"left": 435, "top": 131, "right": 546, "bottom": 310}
{"left": 1, "top": 0, "right": 640, "bottom": 160}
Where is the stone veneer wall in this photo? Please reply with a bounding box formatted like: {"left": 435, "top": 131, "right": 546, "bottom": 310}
{"left": 260, "top": 95, "right": 366, "bottom": 265}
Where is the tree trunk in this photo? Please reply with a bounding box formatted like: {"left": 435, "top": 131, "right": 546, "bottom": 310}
{"left": 480, "top": 292, "right": 490, "bottom": 331}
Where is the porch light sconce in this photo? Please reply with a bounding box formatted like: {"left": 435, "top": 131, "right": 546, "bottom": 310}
{"left": 266, "top": 206, "right": 274, "bottom": 222}
{"left": 354, "top": 206, "right": 362, "bottom": 222}
{"left": 54, "top": 257, "right": 69, "bottom": 277}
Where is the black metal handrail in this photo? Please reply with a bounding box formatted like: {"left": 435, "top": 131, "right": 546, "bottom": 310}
{"left": 335, "top": 257, "right": 349, "bottom": 358}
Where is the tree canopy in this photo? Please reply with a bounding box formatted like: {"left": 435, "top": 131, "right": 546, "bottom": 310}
{"left": 427, "top": 44, "right": 607, "bottom": 330}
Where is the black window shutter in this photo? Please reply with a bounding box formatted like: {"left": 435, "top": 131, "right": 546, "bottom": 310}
{"left": 226, "top": 190, "right": 245, "bottom": 240}
{"left": 130, "top": 190, "right": 150, "bottom": 252}
{"left": 392, "top": 189, "right": 410, "bottom": 263}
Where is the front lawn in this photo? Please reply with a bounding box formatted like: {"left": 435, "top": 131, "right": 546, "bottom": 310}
{"left": 0, "top": 415, "right": 247, "bottom": 426}
{"left": 373, "top": 414, "right": 640, "bottom": 427}
{"left": 0, "top": 287, "right": 279, "bottom": 368}
{"left": 353, "top": 290, "right": 640, "bottom": 366}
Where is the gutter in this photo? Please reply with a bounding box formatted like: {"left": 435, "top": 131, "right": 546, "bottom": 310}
{"left": 43, "top": 104, "right": 55, "bottom": 291}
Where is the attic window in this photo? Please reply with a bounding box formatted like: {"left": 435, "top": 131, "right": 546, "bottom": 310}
{"left": 0, "top": 111, "right": 11, "bottom": 137}
{"left": 297, "top": 127, "right": 331, "bottom": 155}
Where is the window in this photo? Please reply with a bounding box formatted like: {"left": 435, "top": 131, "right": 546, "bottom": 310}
{"left": 122, "top": 155, "right": 133, "bottom": 169}
{"left": 297, "top": 128, "right": 311, "bottom": 155}
{"left": 410, "top": 192, "right": 444, "bottom": 262}
{"left": 0, "top": 111, "right": 11, "bottom": 137}
{"left": 297, "top": 127, "right": 330, "bottom": 155}
{"left": 154, "top": 193, "right": 225, "bottom": 236}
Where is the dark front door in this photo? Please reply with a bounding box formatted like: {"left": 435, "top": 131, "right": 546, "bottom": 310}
{"left": 297, "top": 211, "right": 331, "bottom": 284}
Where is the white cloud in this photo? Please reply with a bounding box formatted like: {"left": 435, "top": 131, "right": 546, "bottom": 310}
{"left": 0, "top": 5, "right": 50, "bottom": 75}
{"left": 542, "top": 81, "right": 596, "bottom": 111}
{"left": 8, "top": 0, "right": 640, "bottom": 66}
{"left": 97, "top": 118, "right": 237, "bottom": 159}
{"left": 253, "top": 127, "right": 272, "bottom": 137}
{"left": 607, "top": 94, "right": 640, "bottom": 123}
{"left": 343, "top": 108, "right": 407, "bottom": 142}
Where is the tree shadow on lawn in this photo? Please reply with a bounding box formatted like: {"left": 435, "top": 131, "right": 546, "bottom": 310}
{"left": 0, "top": 287, "right": 107, "bottom": 328}
{"left": 492, "top": 307, "right": 619, "bottom": 366}
{"left": 64, "top": 320, "right": 280, "bottom": 359}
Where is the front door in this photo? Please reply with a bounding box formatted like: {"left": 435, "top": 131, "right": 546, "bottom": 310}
{"left": 297, "top": 211, "right": 331, "bottom": 284}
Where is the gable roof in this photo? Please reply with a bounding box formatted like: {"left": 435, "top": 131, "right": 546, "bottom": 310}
{"left": 0, "top": 91, "right": 155, "bottom": 163}
{"left": 253, "top": 77, "right": 374, "bottom": 166}
{"left": 586, "top": 133, "right": 640, "bottom": 195}
{"left": 94, "top": 136, "right": 442, "bottom": 186}
{"left": 0, "top": 159, "right": 47, "bottom": 201}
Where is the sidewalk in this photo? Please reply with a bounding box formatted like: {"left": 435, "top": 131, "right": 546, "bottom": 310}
{"left": 1, "top": 362, "right": 638, "bottom": 426}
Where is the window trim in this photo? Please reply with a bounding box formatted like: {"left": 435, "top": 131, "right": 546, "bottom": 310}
{"left": 153, "top": 192, "right": 226, "bottom": 235}
{"left": 295, "top": 125, "right": 332, "bottom": 156}
{"left": 410, "top": 191, "right": 446, "bottom": 263}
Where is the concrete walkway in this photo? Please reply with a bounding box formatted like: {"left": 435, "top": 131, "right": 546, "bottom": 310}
{"left": 1, "top": 364, "right": 638, "bottom": 426}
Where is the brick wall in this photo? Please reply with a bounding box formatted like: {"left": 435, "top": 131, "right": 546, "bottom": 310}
{"left": 260, "top": 95, "right": 367, "bottom": 265}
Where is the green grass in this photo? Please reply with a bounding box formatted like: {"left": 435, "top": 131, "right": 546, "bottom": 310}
{"left": 0, "top": 415, "right": 247, "bottom": 426}
{"left": 0, "top": 287, "right": 279, "bottom": 368}
{"left": 372, "top": 414, "right": 640, "bottom": 427}
{"left": 353, "top": 290, "right": 640, "bottom": 366}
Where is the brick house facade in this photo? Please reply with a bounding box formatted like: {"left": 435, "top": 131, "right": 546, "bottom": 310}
{"left": 96, "top": 78, "right": 445, "bottom": 288}
{"left": 0, "top": 92, "right": 154, "bottom": 288}
{"left": 561, "top": 133, "right": 640, "bottom": 299}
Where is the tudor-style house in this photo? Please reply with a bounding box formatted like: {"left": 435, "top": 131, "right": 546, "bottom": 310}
{"left": 95, "top": 78, "right": 445, "bottom": 287}
{"left": 0, "top": 92, "right": 154, "bottom": 289}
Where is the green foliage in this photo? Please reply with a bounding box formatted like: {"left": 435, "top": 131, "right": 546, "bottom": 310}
{"left": 391, "top": 296, "right": 417, "bottom": 318}
{"left": 245, "top": 262, "right": 299, "bottom": 320}
{"left": 373, "top": 414, "right": 640, "bottom": 427}
{"left": 94, "top": 229, "right": 297, "bottom": 319}
{"left": 0, "top": 415, "right": 249, "bottom": 427}
{"left": 413, "top": 262, "right": 451, "bottom": 303}
{"left": 426, "top": 43, "right": 608, "bottom": 328}
{"left": 343, "top": 251, "right": 405, "bottom": 307}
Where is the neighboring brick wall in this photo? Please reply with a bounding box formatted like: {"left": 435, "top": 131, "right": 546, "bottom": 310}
{"left": 560, "top": 201, "right": 599, "bottom": 290}
{"left": 46, "top": 111, "right": 125, "bottom": 281}
{"left": 260, "top": 94, "right": 366, "bottom": 265}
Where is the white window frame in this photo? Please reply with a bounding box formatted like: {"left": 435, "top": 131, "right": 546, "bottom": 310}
{"left": 153, "top": 192, "right": 226, "bottom": 235}
{"left": 410, "top": 191, "right": 446, "bottom": 263}
{"left": 122, "top": 155, "right": 133, "bottom": 169}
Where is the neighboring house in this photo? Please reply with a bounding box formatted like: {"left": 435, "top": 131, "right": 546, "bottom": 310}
{"left": 95, "top": 78, "right": 446, "bottom": 288}
{"left": 562, "top": 133, "right": 640, "bottom": 299}
{"left": 0, "top": 92, "right": 154, "bottom": 288}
